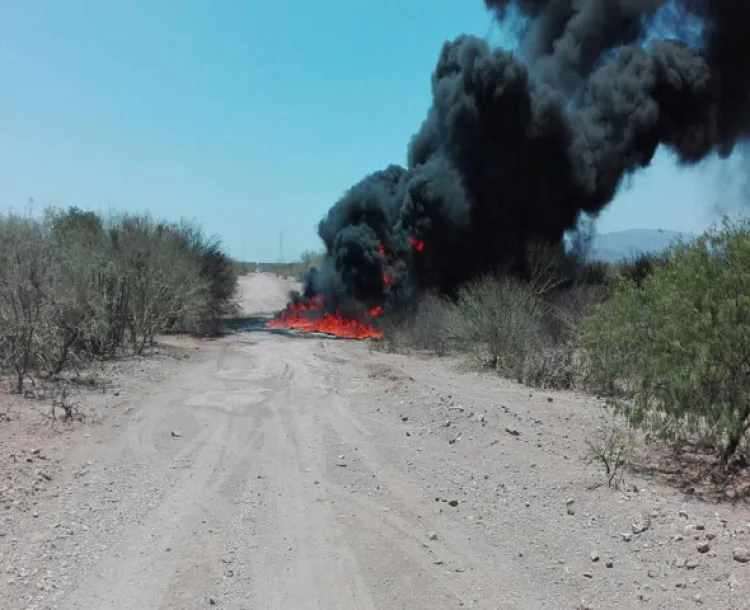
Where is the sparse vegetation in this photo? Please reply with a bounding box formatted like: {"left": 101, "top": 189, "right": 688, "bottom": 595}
{"left": 238, "top": 248, "right": 325, "bottom": 280}
{"left": 441, "top": 275, "right": 546, "bottom": 380}
{"left": 379, "top": 241, "right": 605, "bottom": 390}
{"left": 378, "top": 293, "right": 452, "bottom": 356}
{"left": 585, "top": 416, "right": 633, "bottom": 489}
{"left": 380, "top": 219, "right": 750, "bottom": 470}
{"left": 0, "top": 207, "right": 239, "bottom": 406}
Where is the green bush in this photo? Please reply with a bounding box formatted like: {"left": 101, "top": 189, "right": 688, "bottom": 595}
{"left": 582, "top": 219, "right": 750, "bottom": 462}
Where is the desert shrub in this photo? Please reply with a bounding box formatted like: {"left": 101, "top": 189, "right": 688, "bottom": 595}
{"left": 520, "top": 284, "right": 603, "bottom": 389}
{"left": 524, "top": 240, "right": 566, "bottom": 295}
{"left": 174, "top": 221, "right": 238, "bottom": 314}
{"left": 196, "top": 240, "right": 239, "bottom": 317}
{"left": 108, "top": 214, "right": 210, "bottom": 353}
{"left": 377, "top": 237, "right": 607, "bottom": 389}
{"left": 404, "top": 293, "right": 452, "bottom": 354}
{"left": 435, "top": 244, "right": 563, "bottom": 382}
{"left": 582, "top": 219, "right": 750, "bottom": 462}
{"left": 43, "top": 208, "right": 112, "bottom": 372}
{"left": 522, "top": 343, "right": 581, "bottom": 389}
{"left": 0, "top": 206, "right": 238, "bottom": 393}
{"left": 378, "top": 268, "right": 600, "bottom": 389}
{"left": 436, "top": 254, "right": 602, "bottom": 387}
{"left": 0, "top": 214, "right": 52, "bottom": 392}
{"left": 377, "top": 293, "right": 452, "bottom": 355}
{"left": 161, "top": 220, "right": 239, "bottom": 333}
{"left": 543, "top": 284, "right": 604, "bottom": 343}
{"left": 585, "top": 416, "right": 634, "bottom": 489}
{"left": 442, "top": 275, "right": 545, "bottom": 380}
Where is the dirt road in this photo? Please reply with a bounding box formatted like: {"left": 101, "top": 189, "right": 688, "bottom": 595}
{"left": 2, "top": 273, "right": 749, "bottom": 609}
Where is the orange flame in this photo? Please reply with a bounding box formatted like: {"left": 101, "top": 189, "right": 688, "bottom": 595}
{"left": 265, "top": 295, "right": 383, "bottom": 339}
{"left": 379, "top": 243, "right": 392, "bottom": 286}
{"left": 266, "top": 237, "right": 426, "bottom": 339}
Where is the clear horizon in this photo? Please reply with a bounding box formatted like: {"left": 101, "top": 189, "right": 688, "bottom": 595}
{"left": 1, "top": 0, "right": 746, "bottom": 262}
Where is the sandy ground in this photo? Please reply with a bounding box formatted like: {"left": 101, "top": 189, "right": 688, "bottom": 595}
{"left": 1, "top": 272, "right": 749, "bottom": 609}
{"left": 236, "top": 272, "right": 297, "bottom": 316}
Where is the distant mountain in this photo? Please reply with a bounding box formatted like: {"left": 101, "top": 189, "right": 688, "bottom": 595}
{"left": 587, "top": 229, "right": 695, "bottom": 263}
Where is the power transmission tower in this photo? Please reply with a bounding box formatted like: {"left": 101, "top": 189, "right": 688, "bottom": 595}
{"left": 278, "top": 231, "right": 284, "bottom": 264}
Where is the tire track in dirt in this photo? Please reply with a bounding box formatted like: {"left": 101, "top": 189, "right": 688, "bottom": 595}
{"left": 195, "top": 336, "right": 378, "bottom": 609}
{"left": 310, "top": 342, "right": 551, "bottom": 609}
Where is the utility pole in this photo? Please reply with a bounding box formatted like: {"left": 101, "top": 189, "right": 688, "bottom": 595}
{"left": 278, "top": 231, "right": 284, "bottom": 265}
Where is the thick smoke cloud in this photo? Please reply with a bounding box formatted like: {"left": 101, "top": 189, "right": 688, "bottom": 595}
{"left": 298, "top": 0, "right": 750, "bottom": 316}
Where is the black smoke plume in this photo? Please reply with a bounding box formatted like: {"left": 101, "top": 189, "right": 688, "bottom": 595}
{"left": 292, "top": 0, "right": 750, "bottom": 319}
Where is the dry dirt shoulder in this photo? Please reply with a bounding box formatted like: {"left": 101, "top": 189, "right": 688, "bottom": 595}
{"left": 356, "top": 347, "right": 750, "bottom": 608}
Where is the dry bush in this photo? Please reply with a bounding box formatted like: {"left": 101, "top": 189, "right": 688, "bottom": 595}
{"left": 0, "top": 207, "right": 238, "bottom": 396}
{"left": 376, "top": 240, "right": 610, "bottom": 391}
{"left": 441, "top": 272, "right": 593, "bottom": 389}
{"left": 406, "top": 294, "right": 452, "bottom": 355}
{"left": 0, "top": 213, "right": 51, "bottom": 392}
{"left": 33, "top": 379, "right": 85, "bottom": 422}
{"left": 585, "top": 416, "right": 634, "bottom": 489}
{"left": 442, "top": 275, "right": 545, "bottom": 380}
{"left": 107, "top": 213, "right": 211, "bottom": 353}
{"left": 522, "top": 284, "right": 605, "bottom": 390}
{"left": 377, "top": 293, "right": 452, "bottom": 355}
{"left": 373, "top": 314, "right": 412, "bottom": 354}
{"left": 378, "top": 276, "right": 598, "bottom": 390}
{"left": 523, "top": 343, "right": 583, "bottom": 390}
{"left": 42, "top": 208, "right": 114, "bottom": 372}
{"left": 166, "top": 219, "right": 240, "bottom": 333}
{"left": 524, "top": 240, "right": 566, "bottom": 296}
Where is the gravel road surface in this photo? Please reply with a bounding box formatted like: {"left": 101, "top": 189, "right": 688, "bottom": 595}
{"left": 1, "top": 273, "right": 749, "bottom": 609}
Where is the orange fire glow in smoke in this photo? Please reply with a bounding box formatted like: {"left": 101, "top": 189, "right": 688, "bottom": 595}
{"left": 265, "top": 237, "right": 424, "bottom": 339}
{"left": 409, "top": 236, "right": 425, "bottom": 252}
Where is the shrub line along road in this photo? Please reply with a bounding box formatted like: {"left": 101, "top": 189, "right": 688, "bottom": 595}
{"left": 1, "top": 273, "right": 749, "bottom": 609}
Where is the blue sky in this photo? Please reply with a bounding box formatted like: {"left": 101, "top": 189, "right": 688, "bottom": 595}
{"left": 0, "top": 0, "right": 741, "bottom": 262}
